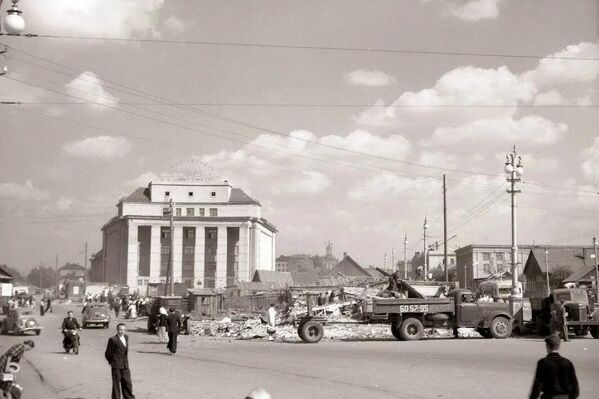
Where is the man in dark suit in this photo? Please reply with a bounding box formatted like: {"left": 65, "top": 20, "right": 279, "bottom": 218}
{"left": 61, "top": 311, "right": 82, "bottom": 349}
{"left": 166, "top": 307, "right": 181, "bottom": 356}
{"left": 105, "top": 323, "right": 135, "bottom": 399}
{"left": 529, "top": 334, "right": 579, "bottom": 399}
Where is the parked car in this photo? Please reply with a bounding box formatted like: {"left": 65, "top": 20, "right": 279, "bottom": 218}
{"left": 1, "top": 308, "right": 43, "bottom": 335}
{"left": 82, "top": 303, "right": 111, "bottom": 328}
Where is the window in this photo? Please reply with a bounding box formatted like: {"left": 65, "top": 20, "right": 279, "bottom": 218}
{"left": 165, "top": 191, "right": 170, "bottom": 196}
{"left": 207, "top": 231, "right": 217, "bottom": 240}
{"left": 183, "top": 246, "right": 194, "bottom": 255}
{"left": 209, "top": 208, "right": 218, "bottom": 217}
{"left": 207, "top": 247, "right": 215, "bottom": 255}
{"left": 199, "top": 208, "right": 205, "bottom": 217}
{"left": 483, "top": 253, "right": 490, "bottom": 261}
{"left": 496, "top": 253, "right": 504, "bottom": 262}
{"left": 160, "top": 230, "right": 170, "bottom": 239}
{"left": 175, "top": 208, "right": 182, "bottom": 217}
{"left": 186, "top": 208, "right": 194, "bottom": 217}
{"left": 162, "top": 208, "right": 170, "bottom": 216}
{"left": 188, "top": 191, "right": 194, "bottom": 197}
{"left": 183, "top": 263, "right": 194, "bottom": 272}
{"left": 185, "top": 229, "right": 195, "bottom": 239}
{"left": 211, "top": 191, "right": 216, "bottom": 197}
{"left": 161, "top": 245, "right": 170, "bottom": 254}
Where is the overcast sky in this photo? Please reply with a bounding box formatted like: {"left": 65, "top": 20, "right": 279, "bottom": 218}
{"left": 1, "top": 0, "right": 598, "bottom": 274}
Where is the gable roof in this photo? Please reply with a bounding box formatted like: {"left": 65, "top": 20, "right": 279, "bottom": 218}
{"left": 564, "top": 264, "right": 598, "bottom": 283}
{"left": 122, "top": 187, "right": 151, "bottom": 203}
{"left": 324, "top": 255, "right": 371, "bottom": 278}
{"left": 524, "top": 247, "right": 593, "bottom": 275}
{"left": 252, "top": 270, "right": 293, "bottom": 286}
{"left": 229, "top": 188, "right": 260, "bottom": 205}
{"left": 121, "top": 186, "right": 259, "bottom": 205}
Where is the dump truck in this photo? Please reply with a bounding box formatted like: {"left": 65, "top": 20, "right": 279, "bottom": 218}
{"left": 294, "top": 279, "right": 513, "bottom": 343}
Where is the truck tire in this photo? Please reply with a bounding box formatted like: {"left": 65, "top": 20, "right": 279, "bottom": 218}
{"left": 391, "top": 324, "right": 402, "bottom": 340}
{"left": 490, "top": 316, "right": 512, "bottom": 339}
{"left": 298, "top": 321, "right": 324, "bottom": 343}
{"left": 591, "top": 326, "right": 599, "bottom": 339}
{"left": 399, "top": 318, "right": 424, "bottom": 341}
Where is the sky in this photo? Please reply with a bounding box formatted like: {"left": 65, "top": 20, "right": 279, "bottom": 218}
{"left": 0, "top": 0, "right": 598, "bottom": 274}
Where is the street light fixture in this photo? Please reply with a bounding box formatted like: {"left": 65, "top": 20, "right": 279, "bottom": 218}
{"left": 505, "top": 145, "right": 524, "bottom": 298}
{"left": 1, "top": 0, "right": 25, "bottom": 35}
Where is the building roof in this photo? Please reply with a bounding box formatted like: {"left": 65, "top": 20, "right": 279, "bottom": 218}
{"left": 235, "top": 281, "right": 285, "bottom": 291}
{"left": 289, "top": 271, "right": 321, "bottom": 285}
{"left": 0, "top": 265, "right": 14, "bottom": 282}
{"left": 523, "top": 247, "right": 593, "bottom": 275}
{"left": 564, "top": 264, "right": 598, "bottom": 283}
{"left": 324, "top": 255, "right": 371, "bottom": 278}
{"left": 187, "top": 288, "right": 219, "bottom": 296}
{"left": 121, "top": 186, "right": 260, "bottom": 205}
{"left": 252, "top": 270, "right": 293, "bottom": 286}
{"left": 59, "top": 263, "right": 85, "bottom": 271}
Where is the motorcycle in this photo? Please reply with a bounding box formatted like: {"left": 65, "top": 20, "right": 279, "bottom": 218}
{"left": 1, "top": 361, "right": 23, "bottom": 399}
{"left": 63, "top": 329, "right": 80, "bottom": 355}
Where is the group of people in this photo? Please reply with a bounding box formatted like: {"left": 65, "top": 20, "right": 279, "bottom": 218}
{"left": 316, "top": 289, "right": 345, "bottom": 306}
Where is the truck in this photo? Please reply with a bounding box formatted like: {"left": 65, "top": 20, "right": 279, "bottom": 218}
{"left": 526, "top": 287, "right": 599, "bottom": 338}
{"left": 294, "top": 280, "right": 514, "bottom": 343}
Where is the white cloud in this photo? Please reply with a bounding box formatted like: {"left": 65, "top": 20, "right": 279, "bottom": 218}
{"left": 523, "top": 42, "right": 599, "bottom": 86}
{"left": 346, "top": 69, "right": 396, "bottom": 87}
{"left": 272, "top": 171, "right": 331, "bottom": 195}
{"left": 347, "top": 173, "right": 439, "bottom": 201}
{"left": 65, "top": 72, "right": 119, "bottom": 108}
{"left": 320, "top": 130, "right": 412, "bottom": 159}
{"left": 582, "top": 136, "right": 599, "bottom": 183}
{"left": 431, "top": 116, "right": 567, "bottom": 145}
{"left": 125, "top": 172, "right": 160, "bottom": 188}
{"left": 0, "top": 180, "right": 49, "bottom": 201}
{"left": 447, "top": 0, "right": 502, "bottom": 22}
{"left": 56, "top": 196, "right": 74, "bottom": 210}
{"left": 164, "top": 16, "right": 186, "bottom": 35}
{"left": 29, "top": 0, "right": 166, "bottom": 38}
{"left": 63, "top": 136, "right": 132, "bottom": 159}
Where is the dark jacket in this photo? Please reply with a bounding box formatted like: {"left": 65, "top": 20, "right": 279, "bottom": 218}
{"left": 105, "top": 334, "right": 130, "bottom": 370}
{"left": 158, "top": 314, "right": 167, "bottom": 327}
{"left": 61, "top": 317, "right": 81, "bottom": 330}
{"left": 166, "top": 312, "right": 181, "bottom": 333}
{"left": 529, "top": 353, "right": 579, "bottom": 399}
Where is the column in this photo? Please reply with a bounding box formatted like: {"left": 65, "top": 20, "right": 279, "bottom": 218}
{"left": 215, "top": 226, "right": 228, "bottom": 288}
{"left": 271, "top": 231, "right": 276, "bottom": 272}
{"left": 194, "top": 225, "right": 205, "bottom": 287}
{"left": 173, "top": 225, "right": 183, "bottom": 283}
{"left": 149, "top": 225, "right": 161, "bottom": 283}
{"left": 238, "top": 223, "right": 250, "bottom": 282}
{"left": 126, "top": 221, "right": 139, "bottom": 291}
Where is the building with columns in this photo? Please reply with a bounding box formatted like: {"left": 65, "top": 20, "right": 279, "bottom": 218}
{"left": 99, "top": 178, "right": 277, "bottom": 293}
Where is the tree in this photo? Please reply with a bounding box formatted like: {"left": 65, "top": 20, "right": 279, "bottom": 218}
{"left": 26, "top": 266, "right": 57, "bottom": 289}
{"left": 549, "top": 265, "right": 572, "bottom": 290}
{"left": 0, "top": 264, "right": 26, "bottom": 283}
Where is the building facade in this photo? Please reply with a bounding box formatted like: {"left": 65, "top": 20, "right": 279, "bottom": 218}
{"left": 100, "top": 180, "right": 277, "bottom": 293}
{"left": 411, "top": 250, "right": 456, "bottom": 280}
{"left": 455, "top": 244, "right": 532, "bottom": 290}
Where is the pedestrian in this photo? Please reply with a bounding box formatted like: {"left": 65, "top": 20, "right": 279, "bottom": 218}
{"left": 166, "top": 307, "right": 181, "bottom": 355}
{"left": 555, "top": 301, "right": 569, "bottom": 342}
{"left": 267, "top": 303, "right": 277, "bottom": 342}
{"left": 46, "top": 295, "right": 52, "bottom": 313}
{"left": 105, "top": 323, "right": 135, "bottom": 399}
{"left": 0, "top": 340, "right": 35, "bottom": 398}
{"left": 127, "top": 302, "right": 137, "bottom": 320}
{"left": 114, "top": 301, "right": 121, "bottom": 318}
{"left": 529, "top": 334, "right": 579, "bottom": 399}
{"left": 157, "top": 307, "right": 168, "bottom": 343}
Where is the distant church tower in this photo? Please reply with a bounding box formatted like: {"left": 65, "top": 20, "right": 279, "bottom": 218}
{"left": 323, "top": 241, "right": 338, "bottom": 270}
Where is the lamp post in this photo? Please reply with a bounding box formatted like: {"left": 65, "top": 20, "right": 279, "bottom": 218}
{"left": 593, "top": 236, "right": 598, "bottom": 300}
{"left": 423, "top": 216, "right": 429, "bottom": 280}
{"left": 544, "top": 248, "right": 550, "bottom": 296}
{"left": 0, "top": 0, "right": 25, "bottom": 35}
{"left": 403, "top": 234, "right": 408, "bottom": 279}
{"left": 504, "top": 145, "right": 524, "bottom": 297}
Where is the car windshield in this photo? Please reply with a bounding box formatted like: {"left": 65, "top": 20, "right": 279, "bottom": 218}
{"left": 554, "top": 290, "right": 588, "bottom": 304}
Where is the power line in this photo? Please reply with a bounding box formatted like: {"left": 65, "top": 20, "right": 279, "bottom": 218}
{"left": 9, "top": 33, "right": 599, "bottom": 61}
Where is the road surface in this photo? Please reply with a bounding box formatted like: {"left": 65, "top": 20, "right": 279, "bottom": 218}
{"left": 1, "top": 301, "right": 598, "bottom": 398}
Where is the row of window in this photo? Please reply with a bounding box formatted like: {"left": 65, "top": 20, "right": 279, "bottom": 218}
{"left": 161, "top": 228, "right": 218, "bottom": 240}
{"left": 164, "top": 191, "right": 217, "bottom": 198}
{"left": 163, "top": 208, "right": 218, "bottom": 217}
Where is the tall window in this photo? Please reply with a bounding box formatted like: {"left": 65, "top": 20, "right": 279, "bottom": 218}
{"left": 209, "top": 208, "right": 218, "bottom": 217}
{"left": 176, "top": 208, "right": 182, "bottom": 217}
{"left": 199, "top": 208, "right": 205, "bottom": 217}
{"left": 185, "top": 229, "right": 195, "bottom": 239}
{"left": 186, "top": 208, "right": 194, "bottom": 217}
{"left": 183, "top": 245, "right": 194, "bottom": 255}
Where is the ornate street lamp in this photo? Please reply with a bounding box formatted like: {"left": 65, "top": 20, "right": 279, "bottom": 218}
{"left": 505, "top": 145, "right": 524, "bottom": 298}
{"left": 1, "top": 0, "right": 25, "bottom": 35}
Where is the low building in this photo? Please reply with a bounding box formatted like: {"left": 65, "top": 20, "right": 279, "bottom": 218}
{"left": 59, "top": 263, "right": 86, "bottom": 281}
{"left": 523, "top": 246, "right": 595, "bottom": 298}
{"left": 455, "top": 244, "right": 532, "bottom": 290}
{"left": 275, "top": 255, "right": 314, "bottom": 273}
{"left": 99, "top": 176, "right": 277, "bottom": 293}
{"left": 252, "top": 269, "right": 293, "bottom": 287}
{"left": 324, "top": 254, "right": 371, "bottom": 278}
{"left": 411, "top": 249, "right": 456, "bottom": 280}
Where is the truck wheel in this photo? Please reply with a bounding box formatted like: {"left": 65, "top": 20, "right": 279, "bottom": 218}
{"left": 298, "top": 321, "right": 324, "bottom": 343}
{"left": 591, "top": 326, "right": 599, "bottom": 339}
{"left": 391, "top": 324, "right": 402, "bottom": 340}
{"left": 399, "top": 318, "right": 424, "bottom": 341}
{"left": 35, "top": 329, "right": 41, "bottom": 336}
{"left": 476, "top": 328, "right": 492, "bottom": 338}
{"left": 490, "top": 317, "right": 512, "bottom": 339}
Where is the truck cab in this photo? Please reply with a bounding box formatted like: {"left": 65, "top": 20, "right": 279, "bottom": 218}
{"left": 449, "top": 289, "right": 513, "bottom": 338}
{"left": 544, "top": 288, "right": 599, "bottom": 338}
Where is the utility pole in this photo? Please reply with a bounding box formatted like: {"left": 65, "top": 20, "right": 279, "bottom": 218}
{"left": 505, "top": 145, "right": 523, "bottom": 297}
{"left": 164, "top": 199, "right": 175, "bottom": 296}
{"left": 38, "top": 262, "right": 42, "bottom": 289}
{"left": 423, "top": 216, "right": 429, "bottom": 280}
{"left": 84, "top": 241, "right": 88, "bottom": 296}
{"left": 593, "top": 236, "right": 598, "bottom": 300}
{"left": 443, "top": 174, "right": 448, "bottom": 281}
{"left": 544, "top": 248, "right": 550, "bottom": 296}
{"left": 404, "top": 234, "right": 408, "bottom": 279}
{"left": 384, "top": 252, "right": 387, "bottom": 269}
{"left": 55, "top": 254, "right": 59, "bottom": 295}
{"left": 391, "top": 248, "right": 395, "bottom": 271}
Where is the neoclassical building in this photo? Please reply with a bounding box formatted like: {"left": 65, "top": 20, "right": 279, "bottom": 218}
{"left": 100, "top": 177, "right": 277, "bottom": 292}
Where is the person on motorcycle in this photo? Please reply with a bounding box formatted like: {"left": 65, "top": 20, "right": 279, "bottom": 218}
{"left": 61, "top": 311, "right": 82, "bottom": 352}
{"left": 0, "top": 340, "right": 35, "bottom": 398}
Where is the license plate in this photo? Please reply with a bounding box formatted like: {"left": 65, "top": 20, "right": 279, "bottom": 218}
{"left": 0, "top": 373, "right": 14, "bottom": 382}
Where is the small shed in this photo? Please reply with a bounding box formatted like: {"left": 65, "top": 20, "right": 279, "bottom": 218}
{"left": 187, "top": 288, "right": 223, "bottom": 318}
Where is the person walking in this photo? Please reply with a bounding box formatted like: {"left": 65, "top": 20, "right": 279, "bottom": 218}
{"left": 114, "top": 301, "right": 121, "bottom": 318}
{"left": 157, "top": 307, "right": 168, "bottom": 343}
{"left": 45, "top": 294, "right": 53, "bottom": 313}
{"left": 105, "top": 323, "right": 135, "bottom": 399}
{"left": 166, "top": 307, "right": 181, "bottom": 355}
{"left": 267, "top": 304, "right": 277, "bottom": 342}
{"left": 529, "top": 334, "right": 579, "bottom": 399}
{"left": 555, "top": 301, "right": 569, "bottom": 342}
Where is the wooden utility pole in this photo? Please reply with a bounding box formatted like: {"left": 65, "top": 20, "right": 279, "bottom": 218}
{"left": 84, "top": 241, "right": 88, "bottom": 296}
{"left": 403, "top": 234, "right": 408, "bottom": 279}
{"left": 443, "top": 174, "right": 448, "bottom": 281}
{"left": 55, "top": 254, "right": 59, "bottom": 295}
{"left": 164, "top": 199, "right": 175, "bottom": 296}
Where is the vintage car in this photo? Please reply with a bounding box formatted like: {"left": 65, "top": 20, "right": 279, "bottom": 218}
{"left": 82, "top": 303, "right": 111, "bottom": 328}
{"left": 1, "top": 308, "right": 43, "bottom": 335}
